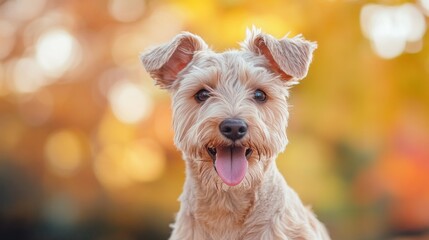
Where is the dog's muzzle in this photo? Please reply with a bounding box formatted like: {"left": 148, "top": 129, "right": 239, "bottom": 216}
{"left": 205, "top": 118, "right": 253, "bottom": 186}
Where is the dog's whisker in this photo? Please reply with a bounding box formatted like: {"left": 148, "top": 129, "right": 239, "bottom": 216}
{"left": 196, "top": 160, "right": 212, "bottom": 162}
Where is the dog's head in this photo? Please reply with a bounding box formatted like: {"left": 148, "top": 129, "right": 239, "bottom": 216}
{"left": 141, "top": 28, "right": 316, "bottom": 190}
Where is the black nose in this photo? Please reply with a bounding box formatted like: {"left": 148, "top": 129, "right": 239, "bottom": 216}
{"left": 219, "top": 118, "right": 248, "bottom": 141}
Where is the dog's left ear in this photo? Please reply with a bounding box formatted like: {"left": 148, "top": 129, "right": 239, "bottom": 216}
{"left": 242, "top": 27, "right": 317, "bottom": 82}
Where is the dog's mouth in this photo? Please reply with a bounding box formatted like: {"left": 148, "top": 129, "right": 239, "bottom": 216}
{"left": 207, "top": 147, "right": 253, "bottom": 160}
{"left": 207, "top": 146, "right": 253, "bottom": 186}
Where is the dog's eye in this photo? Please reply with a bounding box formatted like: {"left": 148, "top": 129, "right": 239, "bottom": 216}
{"left": 253, "top": 89, "right": 267, "bottom": 102}
{"left": 194, "top": 89, "right": 210, "bottom": 103}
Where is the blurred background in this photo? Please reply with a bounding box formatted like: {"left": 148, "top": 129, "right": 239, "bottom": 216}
{"left": 0, "top": 0, "right": 429, "bottom": 239}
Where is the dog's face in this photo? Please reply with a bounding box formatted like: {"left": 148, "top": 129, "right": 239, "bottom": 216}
{"left": 141, "top": 28, "right": 316, "bottom": 190}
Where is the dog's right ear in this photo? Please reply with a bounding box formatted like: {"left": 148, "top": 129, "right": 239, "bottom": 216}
{"left": 140, "top": 32, "right": 208, "bottom": 89}
{"left": 242, "top": 27, "right": 317, "bottom": 83}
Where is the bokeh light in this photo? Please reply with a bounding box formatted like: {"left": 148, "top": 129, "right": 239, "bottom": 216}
{"left": 360, "top": 3, "right": 426, "bottom": 59}
{"left": 108, "top": 80, "right": 153, "bottom": 124}
{"left": 126, "top": 139, "right": 166, "bottom": 183}
{"left": 108, "top": 0, "right": 145, "bottom": 23}
{"left": 419, "top": 0, "right": 429, "bottom": 16}
{"left": 94, "top": 140, "right": 166, "bottom": 189}
{"left": 36, "top": 28, "right": 81, "bottom": 78}
{"left": 44, "top": 129, "right": 87, "bottom": 176}
{"left": 0, "top": 0, "right": 46, "bottom": 22}
{"left": 12, "top": 57, "right": 47, "bottom": 93}
{"left": 94, "top": 145, "right": 134, "bottom": 189}
{"left": 140, "top": 5, "right": 184, "bottom": 44}
{"left": 97, "top": 112, "right": 136, "bottom": 146}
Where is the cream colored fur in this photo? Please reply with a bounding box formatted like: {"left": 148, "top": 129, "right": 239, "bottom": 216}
{"left": 141, "top": 27, "right": 330, "bottom": 240}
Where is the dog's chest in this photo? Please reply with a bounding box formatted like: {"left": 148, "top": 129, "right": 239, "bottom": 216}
{"left": 192, "top": 191, "right": 256, "bottom": 238}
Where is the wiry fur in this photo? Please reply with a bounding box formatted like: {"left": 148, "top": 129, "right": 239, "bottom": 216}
{"left": 141, "top": 27, "right": 330, "bottom": 240}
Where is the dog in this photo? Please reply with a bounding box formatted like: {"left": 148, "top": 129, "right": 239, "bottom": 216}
{"left": 141, "top": 27, "right": 330, "bottom": 240}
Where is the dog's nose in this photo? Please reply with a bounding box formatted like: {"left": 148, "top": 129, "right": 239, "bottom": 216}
{"left": 219, "top": 118, "right": 248, "bottom": 141}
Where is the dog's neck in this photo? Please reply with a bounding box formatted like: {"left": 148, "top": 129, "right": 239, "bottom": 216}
{"left": 181, "top": 159, "right": 278, "bottom": 228}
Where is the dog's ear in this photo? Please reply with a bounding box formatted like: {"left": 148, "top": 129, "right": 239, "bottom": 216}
{"left": 242, "top": 27, "right": 317, "bottom": 82}
{"left": 140, "top": 32, "right": 208, "bottom": 89}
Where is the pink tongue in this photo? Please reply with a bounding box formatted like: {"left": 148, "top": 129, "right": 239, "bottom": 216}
{"left": 215, "top": 146, "right": 248, "bottom": 186}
